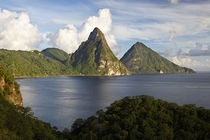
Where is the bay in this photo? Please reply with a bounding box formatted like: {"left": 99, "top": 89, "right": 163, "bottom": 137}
{"left": 16, "top": 73, "right": 210, "bottom": 130}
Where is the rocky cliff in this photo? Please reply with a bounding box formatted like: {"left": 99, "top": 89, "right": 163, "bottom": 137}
{"left": 0, "top": 67, "right": 22, "bottom": 106}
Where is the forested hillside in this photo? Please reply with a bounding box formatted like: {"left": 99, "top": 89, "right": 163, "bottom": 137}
{"left": 70, "top": 95, "right": 210, "bottom": 140}
{"left": 0, "top": 49, "right": 76, "bottom": 78}
{"left": 121, "top": 42, "right": 195, "bottom": 74}
{"left": 41, "top": 48, "right": 69, "bottom": 64}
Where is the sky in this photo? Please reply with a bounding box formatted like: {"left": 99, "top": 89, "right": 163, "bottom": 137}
{"left": 0, "top": 0, "right": 210, "bottom": 71}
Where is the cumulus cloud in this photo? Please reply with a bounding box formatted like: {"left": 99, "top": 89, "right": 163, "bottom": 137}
{"left": 0, "top": 9, "right": 42, "bottom": 50}
{"left": 170, "top": 0, "right": 179, "bottom": 4}
{"left": 50, "top": 9, "right": 118, "bottom": 54}
{"left": 79, "top": 9, "right": 112, "bottom": 42}
{"left": 172, "top": 56, "right": 199, "bottom": 67}
{"left": 172, "top": 56, "right": 210, "bottom": 71}
{"left": 51, "top": 24, "right": 79, "bottom": 53}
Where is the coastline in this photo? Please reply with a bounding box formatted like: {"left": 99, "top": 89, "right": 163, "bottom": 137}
{"left": 14, "top": 72, "right": 197, "bottom": 79}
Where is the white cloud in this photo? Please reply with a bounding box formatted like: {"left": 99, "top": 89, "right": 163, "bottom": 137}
{"left": 0, "top": 9, "right": 42, "bottom": 50}
{"left": 172, "top": 56, "right": 210, "bottom": 71}
{"left": 79, "top": 9, "right": 112, "bottom": 42}
{"left": 50, "top": 9, "right": 118, "bottom": 54}
{"left": 172, "top": 56, "right": 199, "bottom": 67}
{"left": 170, "top": 0, "right": 179, "bottom": 4}
{"left": 53, "top": 24, "right": 79, "bottom": 53}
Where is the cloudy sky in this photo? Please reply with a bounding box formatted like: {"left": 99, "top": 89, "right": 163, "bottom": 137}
{"left": 0, "top": 0, "right": 210, "bottom": 71}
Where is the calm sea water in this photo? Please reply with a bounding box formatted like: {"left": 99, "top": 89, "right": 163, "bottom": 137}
{"left": 16, "top": 73, "right": 210, "bottom": 130}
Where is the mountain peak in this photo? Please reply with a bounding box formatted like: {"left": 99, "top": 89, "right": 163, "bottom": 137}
{"left": 133, "top": 42, "right": 147, "bottom": 48}
{"left": 88, "top": 27, "right": 105, "bottom": 41}
{"left": 70, "top": 27, "right": 129, "bottom": 76}
{"left": 121, "top": 42, "right": 195, "bottom": 74}
{"left": 135, "top": 42, "right": 143, "bottom": 45}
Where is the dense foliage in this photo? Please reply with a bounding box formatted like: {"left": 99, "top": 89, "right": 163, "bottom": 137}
{"left": 120, "top": 42, "right": 195, "bottom": 74}
{"left": 0, "top": 95, "right": 58, "bottom": 140}
{"left": 0, "top": 66, "right": 14, "bottom": 86}
{"left": 70, "top": 95, "right": 210, "bottom": 140}
{"left": 0, "top": 49, "right": 76, "bottom": 78}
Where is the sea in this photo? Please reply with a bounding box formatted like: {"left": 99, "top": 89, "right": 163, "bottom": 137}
{"left": 16, "top": 73, "right": 210, "bottom": 130}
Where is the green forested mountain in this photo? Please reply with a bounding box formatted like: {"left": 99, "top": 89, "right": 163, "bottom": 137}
{"left": 70, "top": 95, "right": 210, "bottom": 140}
{"left": 41, "top": 48, "right": 69, "bottom": 64}
{"left": 0, "top": 29, "right": 196, "bottom": 77}
{"left": 0, "top": 49, "right": 75, "bottom": 78}
{"left": 68, "top": 27, "right": 129, "bottom": 76}
{"left": 120, "top": 42, "right": 195, "bottom": 74}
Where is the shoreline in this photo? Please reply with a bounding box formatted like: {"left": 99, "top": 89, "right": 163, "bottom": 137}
{"left": 14, "top": 72, "right": 197, "bottom": 79}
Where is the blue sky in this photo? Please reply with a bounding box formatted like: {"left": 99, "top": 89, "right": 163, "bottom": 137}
{"left": 0, "top": 0, "right": 210, "bottom": 71}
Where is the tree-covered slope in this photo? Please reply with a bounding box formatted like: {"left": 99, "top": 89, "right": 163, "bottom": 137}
{"left": 0, "top": 49, "right": 75, "bottom": 77}
{"left": 69, "top": 27, "right": 129, "bottom": 76}
{"left": 0, "top": 94, "right": 62, "bottom": 140}
{"left": 70, "top": 95, "right": 210, "bottom": 140}
{"left": 120, "top": 42, "right": 195, "bottom": 74}
{"left": 0, "top": 67, "right": 67, "bottom": 139}
{"left": 41, "top": 48, "right": 69, "bottom": 64}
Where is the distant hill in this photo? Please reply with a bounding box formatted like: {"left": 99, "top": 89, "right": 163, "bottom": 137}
{"left": 41, "top": 48, "right": 69, "bottom": 64}
{"left": 120, "top": 42, "right": 195, "bottom": 74}
{"left": 0, "top": 49, "right": 75, "bottom": 78}
{"left": 69, "top": 27, "right": 129, "bottom": 76}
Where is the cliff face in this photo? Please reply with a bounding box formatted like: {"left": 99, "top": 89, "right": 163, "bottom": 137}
{"left": 0, "top": 68, "right": 23, "bottom": 106}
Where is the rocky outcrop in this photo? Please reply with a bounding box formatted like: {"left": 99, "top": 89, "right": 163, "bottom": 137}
{"left": 0, "top": 68, "right": 23, "bottom": 106}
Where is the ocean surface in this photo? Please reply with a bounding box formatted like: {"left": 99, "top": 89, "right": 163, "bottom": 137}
{"left": 16, "top": 73, "right": 210, "bottom": 130}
